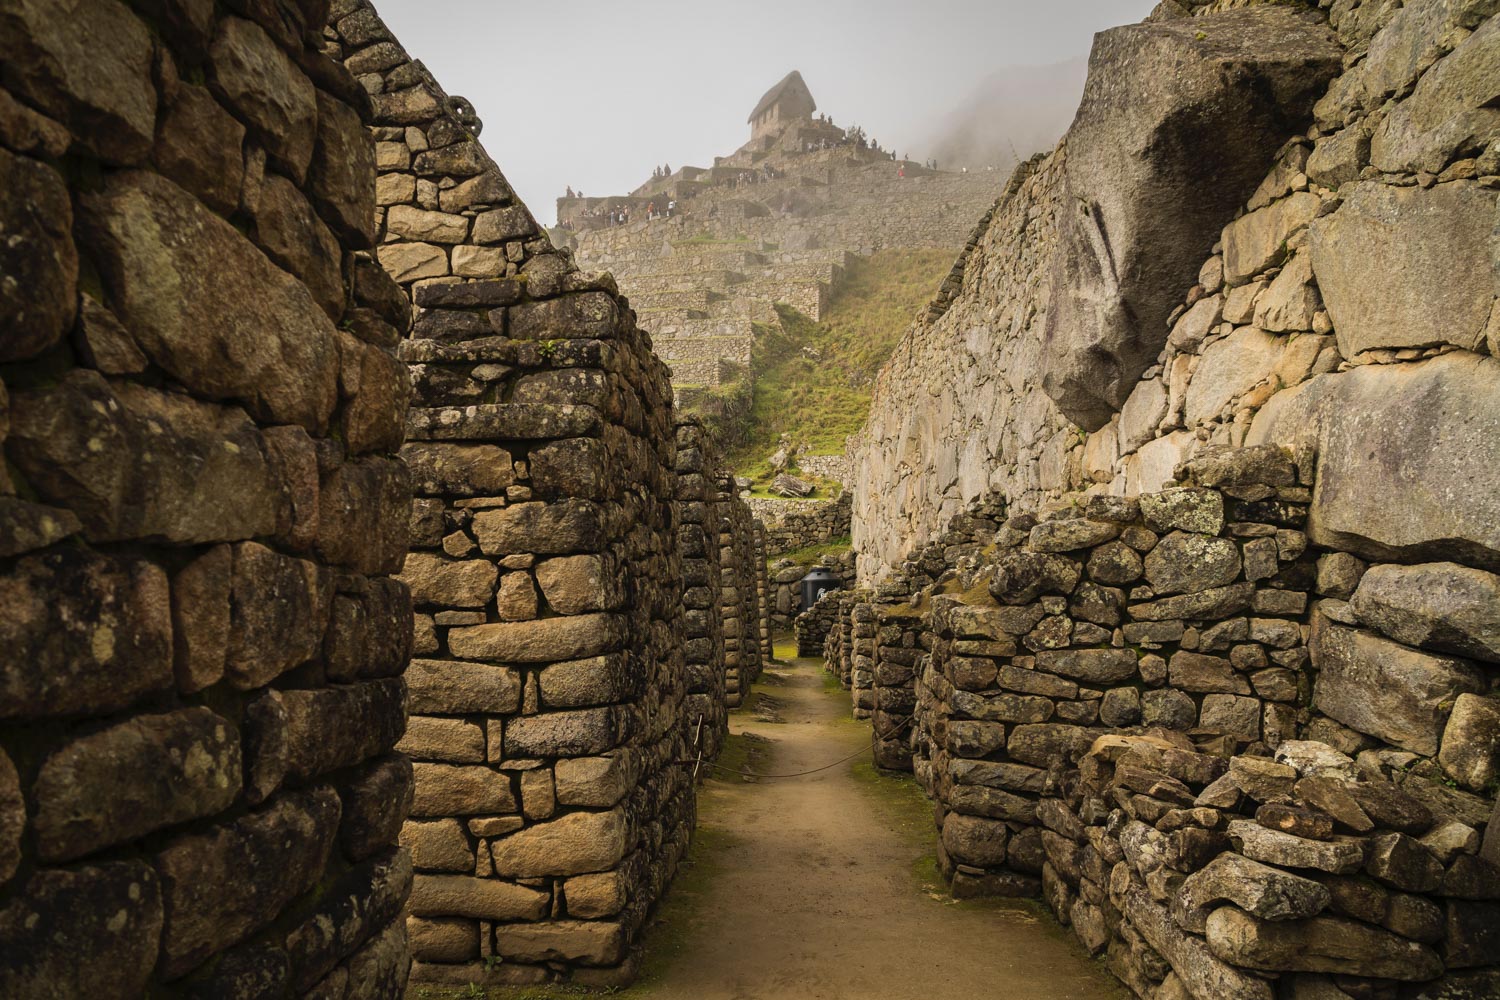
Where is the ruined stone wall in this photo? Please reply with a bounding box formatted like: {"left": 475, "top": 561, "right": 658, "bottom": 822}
{"left": 750, "top": 491, "right": 852, "bottom": 558}
{"left": 851, "top": 1, "right": 1500, "bottom": 593}
{"left": 840, "top": 444, "right": 1500, "bottom": 995}
{"left": 870, "top": 606, "right": 927, "bottom": 772}
{"left": 329, "top": 2, "right": 694, "bottom": 985}
{"left": 0, "top": 0, "right": 415, "bottom": 993}
{"left": 771, "top": 550, "right": 857, "bottom": 634}
{"left": 677, "top": 421, "right": 728, "bottom": 760}
{"left": 719, "top": 478, "right": 765, "bottom": 707}
{"left": 754, "top": 523, "right": 774, "bottom": 660}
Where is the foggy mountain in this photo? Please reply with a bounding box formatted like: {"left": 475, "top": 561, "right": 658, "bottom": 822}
{"left": 920, "top": 58, "right": 1087, "bottom": 172}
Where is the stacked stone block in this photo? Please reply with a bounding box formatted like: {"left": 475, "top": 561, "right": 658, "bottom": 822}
{"left": 849, "top": 602, "right": 879, "bottom": 721}
{"left": 871, "top": 606, "right": 927, "bottom": 772}
{"left": 676, "top": 419, "right": 727, "bottom": 760}
{"left": 795, "top": 591, "right": 843, "bottom": 658}
{"left": 770, "top": 550, "right": 857, "bottom": 633}
{"left": 822, "top": 590, "right": 872, "bottom": 690}
{"left": 754, "top": 522, "right": 774, "bottom": 661}
{"left": 717, "top": 478, "right": 764, "bottom": 707}
{"left": 0, "top": 0, "right": 414, "bottom": 993}
{"left": 915, "top": 446, "right": 1315, "bottom": 898}
{"left": 331, "top": 3, "right": 690, "bottom": 986}
{"left": 1039, "top": 732, "right": 1500, "bottom": 999}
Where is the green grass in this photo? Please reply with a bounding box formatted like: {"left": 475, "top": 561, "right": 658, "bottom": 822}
{"left": 770, "top": 535, "right": 852, "bottom": 568}
{"left": 727, "top": 249, "right": 956, "bottom": 474}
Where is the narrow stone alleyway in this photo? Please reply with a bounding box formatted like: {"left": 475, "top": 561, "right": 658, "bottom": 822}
{"left": 634, "top": 652, "right": 1128, "bottom": 1000}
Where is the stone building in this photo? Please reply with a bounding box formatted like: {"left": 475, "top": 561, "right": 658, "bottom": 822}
{"left": 749, "top": 70, "right": 818, "bottom": 140}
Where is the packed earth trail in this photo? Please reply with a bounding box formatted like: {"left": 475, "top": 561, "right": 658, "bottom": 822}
{"left": 635, "top": 652, "right": 1128, "bottom": 1000}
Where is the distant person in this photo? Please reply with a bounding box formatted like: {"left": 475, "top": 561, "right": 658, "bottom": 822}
{"left": 664, "top": 163, "right": 672, "bottom": 176}
{"left": 668, "top": 199, "right": 676, "bottom": 217}
{"left": 565, "top": 185, "right": 575, "bottom": 198}
{"left": 897, "top": 164, "right": 905, "bottom": 178}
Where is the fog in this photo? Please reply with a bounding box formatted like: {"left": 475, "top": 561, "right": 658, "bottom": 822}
{"left": 368, "top": 0, "right": 1158, "bottom": 222}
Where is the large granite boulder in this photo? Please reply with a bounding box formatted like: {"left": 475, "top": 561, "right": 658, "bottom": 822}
{"left": 1248, "top": 353, "right": 1500, "bottom": 571}
{"left": 1041, "top": 6, "right": 1342, "bottom": 429}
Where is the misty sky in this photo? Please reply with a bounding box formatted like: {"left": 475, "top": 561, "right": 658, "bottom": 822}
{"left": 371, "top": 0, "right": 1157, "bottom": 223}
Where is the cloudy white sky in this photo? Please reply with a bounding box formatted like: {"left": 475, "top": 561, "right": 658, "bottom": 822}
{"left": 371, "top": 0, "right": 1157, "bottom": 222}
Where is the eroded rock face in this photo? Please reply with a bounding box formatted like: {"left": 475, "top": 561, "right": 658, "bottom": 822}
{"left": 1041, "top": 7, "right": 1342, "bottom": 429}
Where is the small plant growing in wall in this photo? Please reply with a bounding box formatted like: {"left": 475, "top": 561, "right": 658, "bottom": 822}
{"left": 536, "top": 338, "right": 560, "bottom": 361}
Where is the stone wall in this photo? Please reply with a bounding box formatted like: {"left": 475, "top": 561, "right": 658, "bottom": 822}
{"left": 837, "top": 444, "right": 1500, "bottom": 995}
{"left": 750, "top": 491, "right": 852, "bottom": 558}
{"left": 771, "top": 550, "right": 857, "bottom": 634}
{"left": 871, "top": 605, "right": 927, "bottom": 772}
{"left": 719, "top": 476, "right": 767, "bottom": 707}
{"left": 330, "top": 2, "right": 700, "bottom": 986}
{"left": 0, "top": 0, "right": 415, "bottom": 994}
{"left": 677, "top": 420, "right": 728, "bottom": 760}
{"left": 850, "top": 1, "right": 1500, "bottom": 591}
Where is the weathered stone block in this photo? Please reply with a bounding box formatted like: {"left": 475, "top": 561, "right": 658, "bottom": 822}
{"left": 77, "top": 170, "right": 339, "bottom": 432}
{"left": 209, "top": 16, "right": 316, "bottom": 180}
{"left": 1352, "top": 562, "right": 1500, "bottom": 664}
{"left": 503, "top": 707, "right": 622, "bottom": 757}
{"left": 1206, "top": 906, "right": 1442, "bottom": 980}
{"left": 406, "top": 875, "right": 548, "bottom": 921}
{"left": 490, "top": 808, "right": 628, "bottom": 877}
{"left": 154, "top": 788, "right": 341, "bottom": 979}
{"left": 8, "top": 374, "right": 282, "bottom": 544}
{"left": 554, "top": 754, "right": 637, "bottom": 808}
{"left": 449, "top": 614, "right": 625, "bottom": 663}
{"left": 407, "top": 658, "right": 520, "bottom": 714}
{"left": 33, "top": 707, "right": 240, "bottom": 863}
{"left": 1311, "top": 618, "right": 1484, "bottom": 757}
{"left": 227, "top": 541, "right": 329, "bottom": 690}
{"left": 0, "top": 0, "right": 156, "bottom": 164}
{"left": 401, "top": 818, "right": 475, "bottom": 873}
{"left": 0, "top": 146, "right": 76, "bottom": 362}
{"left": 1041, "top": 9, "right": 1340, "bottom": 427}
{"left": 0, "top": 861, "right": 162, "bottom": 997}
{"left": 0, "top": 550, "right": 172, "bottom": 719}
{"left": 495, "top": 921, "right": 625, "bottom": 967}
{"left": 1439, "top": 694, "right": 1500, "bottom": 793}
{"left": 401, "top": 443, "right": 515, "bottom": 497}
{"left": 1311, "top": 182, "right": 1495, "bottom": 358}
{"left": 398, "top": 552, "right": 497, "bottom": 608}
{"left": 472, "top": 500, "right": 605, "bottom": 556}
{"left": 410, "top": 764, "right": 516, "bottom": 817}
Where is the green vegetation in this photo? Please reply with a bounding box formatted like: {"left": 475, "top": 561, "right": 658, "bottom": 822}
{"left": 727, "top": 249, "right": 956, "bottom": 476}
{"left": 770, "top": 535, "right": 852, "bottom": 568}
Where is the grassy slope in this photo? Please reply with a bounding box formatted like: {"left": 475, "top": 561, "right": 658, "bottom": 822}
{"left": 726, "top": 249, "right": 956, "bottom": 477}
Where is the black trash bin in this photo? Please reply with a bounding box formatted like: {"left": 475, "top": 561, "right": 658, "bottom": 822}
{"left": 800, "top": 567, "right": 840, "bottom": 611}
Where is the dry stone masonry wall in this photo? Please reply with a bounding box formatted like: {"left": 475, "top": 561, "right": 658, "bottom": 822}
{"left": 851, "top": 0, "right": 1500, "bottom": 585}
{"left": 0, "top": 0, "right": 415, "bottom": 994}
{"left": 328, "top": 1, "right": 759, "bottom": 986}
{"left": 750, "top": 491, "right": 852, "bottom": 558}
{"left": 834, "top": 444, "right": 1500, "bottom": 996}
{"left": 676, "top": 420, "right": 729, "bottom": 760}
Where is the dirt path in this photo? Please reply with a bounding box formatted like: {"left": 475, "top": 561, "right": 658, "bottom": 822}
{"left": 632, "top": 655, "right": 1128, "bottom": 1000}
